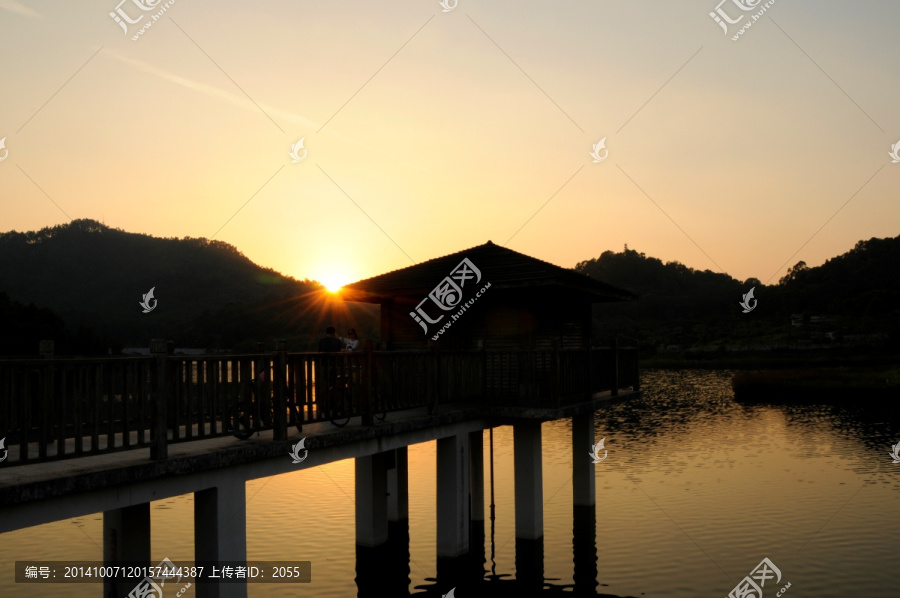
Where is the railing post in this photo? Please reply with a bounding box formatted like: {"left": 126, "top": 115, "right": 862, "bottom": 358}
{"left": 478, "top": 340, "right": 487, "bottom": 403}
{"left": 150, "top": 339, "right": 168, "bottom": 460}
{"left": 552, "top": 343, "right": 561, "bottom": 408}
{"left": 274, "top": 339, "right": 288, "bottom": 439}
{"left": 39, "top": 340, "right": 54, "bottom": 359}
{"left": 612, "top": 337, "right": 619, "bottom": 397}
{"left": 587, "top": 346, "right": 594, "bottom": 395}
{"left": 633, "top": 349, "right": 641, "bottom": 392}
{"left": 429, "top": 347, "right": 439, "bottom": 413}
{"left": 39, "top": 342, "right": 54, "bottom": 459}
{"left": 362, "top": 348, "right": 374, "bottom": 426}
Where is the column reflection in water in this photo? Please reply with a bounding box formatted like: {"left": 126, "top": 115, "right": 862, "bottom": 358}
{"left": 572, "top": 505, "right": 599, "bottom": 596}
{"left": 470, "top": 518, "right": 487, "bottom": 581}
{"left": 433, "top": 519, "right": 487, "bottom": 594}
{"left": 515, "top": 536, "right": 545, "bottom": 592}
{"left": 356, "top": 519, "right": 410, "bottom": 597}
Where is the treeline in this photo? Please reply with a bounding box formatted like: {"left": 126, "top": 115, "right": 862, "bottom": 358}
{"left": 575, "top": 237, "right": 900, "bottom": 351}
{"left": 0, "top": 292, "right": 121, "bottom": 356}
{"left": 2, "top": 219, "right": 898, "bottom": 356}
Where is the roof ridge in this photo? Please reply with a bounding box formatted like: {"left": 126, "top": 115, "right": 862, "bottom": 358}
{"left": 341, "top": 242, "right": 636, "bottom": 302}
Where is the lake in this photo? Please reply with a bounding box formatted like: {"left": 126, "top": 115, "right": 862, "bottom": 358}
{"left": 2, "top": 369, "right": 899, "bottom": 596}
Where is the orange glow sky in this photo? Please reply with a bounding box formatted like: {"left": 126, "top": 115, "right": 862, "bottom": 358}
{"left": 1, "top": 1, "right": 898, "bottom": 288}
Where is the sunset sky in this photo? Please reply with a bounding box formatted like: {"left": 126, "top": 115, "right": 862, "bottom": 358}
{"left": 1, "top": 0, "right": 898, "bottom": 289}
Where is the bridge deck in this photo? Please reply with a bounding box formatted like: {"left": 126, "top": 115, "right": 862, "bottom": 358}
{"left": 0, "top": 348, "right": 639, "bottom": 468}
{"left": 0, "top": 389, "right": 638, "bottom": 525}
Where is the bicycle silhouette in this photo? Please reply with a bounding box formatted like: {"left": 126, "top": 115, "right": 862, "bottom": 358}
{"left": 230, "top": 368, "right": 303, "bottom": 440}
{"left": 230, "top": 355, "right": 385, "bottom": 437}
{"left": 315, "top": 354, "right": 385, "bottom": 427}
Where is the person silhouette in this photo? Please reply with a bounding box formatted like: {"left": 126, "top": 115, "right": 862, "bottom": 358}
{"left": 317, "top": 326, "right": 343, "bottom": 352}
{"left": 340, "top": 328, "right": 360, "bottom": 352}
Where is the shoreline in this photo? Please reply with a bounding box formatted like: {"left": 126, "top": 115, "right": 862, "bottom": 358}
{"left": 641, "top": 347, "right": 900, "bottom": 370}
{"left": 729, "top": 367, "right": 900, "bottom": 407}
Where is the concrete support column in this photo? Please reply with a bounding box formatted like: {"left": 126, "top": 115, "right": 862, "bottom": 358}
{"left": 469, "top": 430, "right": 484, "bottom": 523}
{"left": 386, "top": 447, "right": 409, "bottom": 522}
{"left": 572, "top": 413, "right": 596, "bottom": 507}
{"left": 195, "top": 479, "right": 248, "bottom": 598}
{"left": 356, "top": 452, "right": 389, "bottom": 547}
{"left": 103, "top": 503, "right": 151, "bottom": 597}
{"left": 514, "top": 421, "right": 543, "bottom": 540}
{"left": 436, "top": 432, "right": 470, "bottom": 558}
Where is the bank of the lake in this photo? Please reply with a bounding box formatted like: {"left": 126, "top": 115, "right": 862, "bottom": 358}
{"left": 641, "top": 347, "right": 900, "bottom": 370}
{"left": 731, "top": 367, "right": 900, "bottom": 407}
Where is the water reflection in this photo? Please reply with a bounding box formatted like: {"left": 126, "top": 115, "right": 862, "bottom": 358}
{"left": 4, "top": 370, "right": 900, "bottom": 597}
{"left": 356, "top": 521, "right": 411, "bottom": 596}
{"left": 572, "top": 505, "right": 598, "bottom": 596}
{"left": 358, "top": 369, "right": 900, "bottom": 597}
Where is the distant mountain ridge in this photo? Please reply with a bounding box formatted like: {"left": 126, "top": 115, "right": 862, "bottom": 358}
{"left": 574, "top": 236, "right": 900, "bottom": 348}
{"left": 0, "top": 219, "right": 357, "bottom": 352}
{"left": 1, "top": 220, "right": 897, "bottom": 354}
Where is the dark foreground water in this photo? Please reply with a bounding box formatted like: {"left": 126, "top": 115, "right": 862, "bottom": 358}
{"left": 2, "top": 369, "right": 900, "bottom": 596}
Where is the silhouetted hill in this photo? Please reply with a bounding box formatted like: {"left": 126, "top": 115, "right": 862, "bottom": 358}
{"left": 0, "top": 220, "right": 377, "bottom": 352}
{"left": 776, "top": 236, "right": 900, "bottom": 315}
{"left": 575, "top": 236, "right": 900, "bottom": 350}
{"left": 575, "top": 247, "right": 749, "bottom": 347}
{"left": 2, "top": 221, "right": 897, "bottom": 355}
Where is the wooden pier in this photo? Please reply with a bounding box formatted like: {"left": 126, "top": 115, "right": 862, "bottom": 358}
{"left": 0, "top": 342, "right": 638, "bottom": 465}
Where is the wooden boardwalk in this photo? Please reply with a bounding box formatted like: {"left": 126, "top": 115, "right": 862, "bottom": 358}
{"left": 0, "top": 344, "right": 638, "bottom": 467}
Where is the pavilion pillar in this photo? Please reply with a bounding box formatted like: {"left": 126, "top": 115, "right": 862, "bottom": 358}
{"left": 103, "top": 503, "right": 151, "bottom": 597}
{"left": 469, "top": 431, "right": 485, "bottom": 524}
{"left": 514, "top": 421, "right": 543, "bottom": 540}
{"left": 572, "top": 413, "right": 596, "bottom": 507}
{"left": 387, "top": 447, "right": 409, "bottom": 523}
{"left": 436, "top": 432, "right": 470, "bottom": 558}
{"left": 357, "top": 450, "right": 407, "bottom": 596}
{"left": 356, "top": 452, "right": 389, "bottom": 547}
{"left": 467, "top": 430, "right": 487, "bottom": 583}
{"left": 194, "top": 477, "right": 248, "bottom": 598}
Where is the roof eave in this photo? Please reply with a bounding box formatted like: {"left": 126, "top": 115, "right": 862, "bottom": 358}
{"left": 339, "top": 278, "right": 636, "bottom": 304}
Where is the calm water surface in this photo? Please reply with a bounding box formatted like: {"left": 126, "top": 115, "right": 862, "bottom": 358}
{"left": 2, "top": 369, "right": 900, "bottom": 596}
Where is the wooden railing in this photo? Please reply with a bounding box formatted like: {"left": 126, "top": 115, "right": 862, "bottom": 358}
{"left": 0, "top": 342, "right": 638, "bottom": 466}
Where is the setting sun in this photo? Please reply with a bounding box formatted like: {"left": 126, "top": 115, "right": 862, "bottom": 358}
{"left": 316, "top": 270, "right": 351, "bottom": 293}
